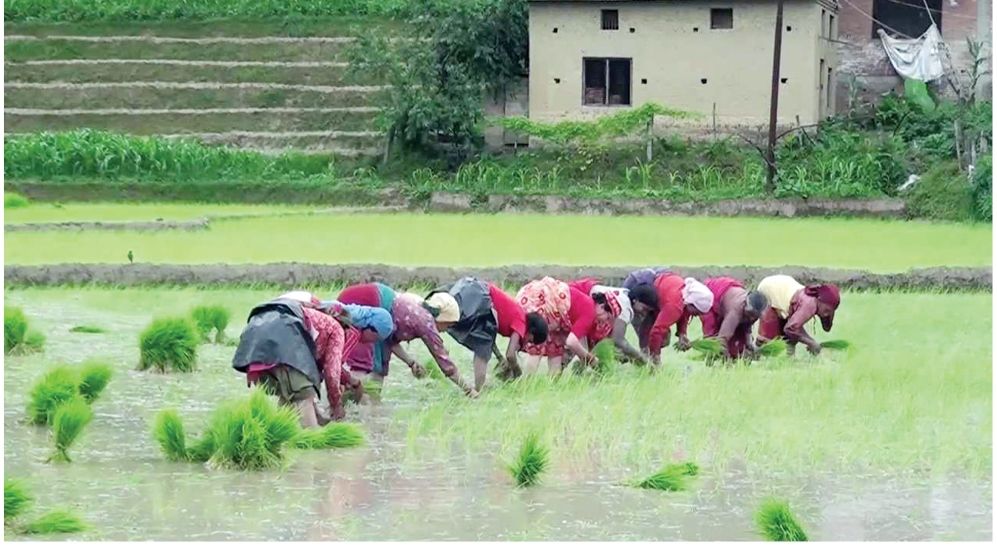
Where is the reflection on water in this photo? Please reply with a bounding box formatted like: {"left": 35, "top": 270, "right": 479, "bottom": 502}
{"left": 3, "top": 292, "right": 992, "bottom": 541}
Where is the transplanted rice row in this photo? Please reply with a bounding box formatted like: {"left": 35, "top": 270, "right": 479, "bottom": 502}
{"left": 137, "top": 316, "right": 199, "bottom": 372}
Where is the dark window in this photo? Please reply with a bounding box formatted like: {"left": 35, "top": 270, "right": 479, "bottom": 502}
{"left": 711, "top": 8, "right": 733, "bottom": 29}
{"left": 828, "top": 14, "right": 835, "bottom": 38}
{"left": 582, "top": 58, "right": 631, "bottom": 106}
{"left": 601, "top": 9, "right": 619, "bottom": 30}
{"left": 872, "top": 0, "right": 941, "bottom": 38}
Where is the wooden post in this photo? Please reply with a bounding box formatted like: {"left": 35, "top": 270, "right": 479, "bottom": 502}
{"left": 765, "top": 0, "right": 786, "bottom": 194}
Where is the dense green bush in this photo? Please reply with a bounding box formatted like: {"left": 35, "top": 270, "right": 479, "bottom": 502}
{"left": 4, "top": 192, "right": 30, "bottom": 208}
{"left": 904, "top": 160, "right": 976, "bottom": 221}
{"left": 4, "top": 130, "right": 336, "bottom": 182}
{"left": 972, "top": 155, "right": 992, "bottom": 222}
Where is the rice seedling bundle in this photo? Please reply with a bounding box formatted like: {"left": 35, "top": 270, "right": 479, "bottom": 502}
{"left": 138, "top": 317, "right": 199, "bottom": 372}
{"left": 424, "top": 359, "right": 447, "bottom": 380}
{"left": 26, "top": 367, "right": 80, "bottom": 425}
{"left": 820, "top": 339, "right": 852, "bottom": 351}
{"left": 633, "top": 461, "right": 700, "bottom": 492}
{"left": 49, "top": 397, "right": 94, "bottom": 463}
{"left": 5, "top": 479, "right": 32, "bottom": 521}
{"left": 757, "top": 339, "right": 788, "bottom": 358}
{"left": 507, "top": 432, "right": 549, "bottom": 488}
{"left": 690, "top": 338, "right": 724, "bottom": 360}
{"left": 755, "top": 499, "right": 809, "bottom": 541}
{"left": 20, "top": 510, "right": 88, "bottom": 534}
{"left": 4, "top": 192, "right": 29, "bottom": 208}
{"left": 292, "top": 423, "right": 366, "bottom": 450}
{"left": 77, "top": 361, "right": 113, "bottom": 404}
{"left": 152, "top": 409, "right": 190, "bottom": 462}
{"left": 361, "top": 379, "right": 383, "bottom": 400}
{"left": 591, "top": 339, "right": 617, "bottom": 375}
{"left": 4, "top": 306, "right": 28, "bottom": 354}
{"left": 190, "top": 305, "right": 230, "bottom": 343}
{"left": 69, "top": 325, "right": 106, "bottom": 334}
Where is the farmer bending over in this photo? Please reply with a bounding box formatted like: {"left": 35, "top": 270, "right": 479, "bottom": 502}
{"left": 700, "top": 278, "right": 769, "bottom": 360}
{"left": 755, "top": 275, "right": 841, "bottom": 356}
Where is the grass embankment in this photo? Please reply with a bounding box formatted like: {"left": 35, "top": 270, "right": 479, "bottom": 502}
{"left": 3, "top": 202, "right": 319, "bottom": 224}
{"left": 4, "top": 212, "right": 991, "bottom": 271}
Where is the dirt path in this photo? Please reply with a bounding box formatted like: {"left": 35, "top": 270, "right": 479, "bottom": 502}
{"left": 4, "top": 263, "right": 990, "bottom": 291}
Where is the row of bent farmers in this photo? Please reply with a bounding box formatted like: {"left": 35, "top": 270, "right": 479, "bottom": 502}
{"left": 232, "top": 269, "right": 842, "bottom": 427}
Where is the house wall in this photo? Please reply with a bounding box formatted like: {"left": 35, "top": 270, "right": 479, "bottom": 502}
{"left": 835, "top": 0, "right": 991, "bottom": 109}
{"left": 529, "top": 0, "right": 830, "bottom": 129}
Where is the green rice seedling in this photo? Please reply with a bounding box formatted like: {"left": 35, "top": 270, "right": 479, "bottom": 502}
{"left": 755, "top": 498, "right": 809, "bottom": 541}
{"left": 4, "top": 192, "right": 29, "bottom": 209}
{"left": 20, "top": 510, "right": 88, "bottom": 534}
{"left": 49, "top": 397, "right": 93, "bottom": 463}
{"left": 187, "top": 433, "right": 217, "bottom": 463}
{"left": 4, "top": 306, "right": 28, "bottom": 354}
{"left": 757, "top": 339, "right": 788, "bottom": 358}
{"left": 821, "top": 339, "right": 852, "bottom": 351}
{"left": 507, "top": 432, "right": 549, "bottom": 488}
{"left": 190, "top": 305, "right": 230, "bottom": 343}
{"left": 22, "top": 330, "right": 46, "bottom": 353}
{"left": 5, "top": 479, "right": 32, "bottom": 521}
{"left": 69, "top": 325, "right": 106, "bottom": 334}
{"left": 201, "top": 390, "right": 301, "bottom": 470}
{"left": 26, "top": 366, "right": 80, "bottom": 425}
{"left": 633, "top": 462, "right": 699, "bottom": 492}
{"left": 591, "top": 339, "right": 617, "bottom": 375}
{"left": 361, "top": 379, "right": 383, "bottom": 400}
{"left": 690, "top": 338, "right": 724, "bottom": 355}
{"left": 138, "top": 317, "right": 199, "bottom": 372}
{"left": 293, "top": 423, "right": 366, "bottom": 450}
{"left": 152, "top": 409, "right": 190, "bottom": 462}
{"left": 424, "top": 359, "right": 447, "bottom": 380}
{"left": 77, "top": 361, "right": 112, "bottom": 404}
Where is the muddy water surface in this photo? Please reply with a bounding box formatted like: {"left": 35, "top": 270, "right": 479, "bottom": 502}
{"left": 4, "top": 289, "right": 991, "bottom": 540}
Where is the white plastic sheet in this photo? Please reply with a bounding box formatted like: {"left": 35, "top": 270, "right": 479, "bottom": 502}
{"left": 878, "top": 24, "right": 946, "bottom": 82}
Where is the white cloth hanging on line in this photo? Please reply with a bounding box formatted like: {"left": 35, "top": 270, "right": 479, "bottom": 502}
{"left": 877, "top": 23, "right": 946, "bottom": 82}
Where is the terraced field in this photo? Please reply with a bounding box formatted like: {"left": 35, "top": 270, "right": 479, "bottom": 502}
{"left": 3, "top": 19, "right": 392, "bottom": 156}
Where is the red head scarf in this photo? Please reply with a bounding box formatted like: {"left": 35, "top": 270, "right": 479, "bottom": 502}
{"left": 805, "top": 284, "right": 841, "bottom": 331}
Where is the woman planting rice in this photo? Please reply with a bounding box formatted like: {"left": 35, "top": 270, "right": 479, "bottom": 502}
{"left": 755, "top": 275, "right": 841, "bottom": 356}
{"left": 232, "top": 292, "right": 389, "bottom": 426}
{"left": 515, "top": 277, "right": 619, "bottom": 375}
{"left": 337, "top": 282, "right": 397, "bottom": 378}
{"left": 700, "top": 277, "right": 769, "bottom": 360}
{"left": 622, "top": 267, "right": 669, "bottom": 351}
{"left": 568, "top": 277, "right": 658, "bottom": 364}
{"left": 646, "top": 273, "right": 714, "bottom": 365}
{"left": 378, "top": 292, "right": 477, "bottom": 397}
{"left": 427, "top": 277, "right": 549, "bottom": 391}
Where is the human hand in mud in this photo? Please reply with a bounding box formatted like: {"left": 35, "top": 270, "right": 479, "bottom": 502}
{"left": 408, "top": 360, "right": 426, "bottom": 379}
{"left": 331, "top": 404, "right": 347, "bottom": 421}
{"left": 674, "top": 335, "right": 691, "bottom": 351}
{"left": 807, "top": 341, "right": 822, "bottom": 356}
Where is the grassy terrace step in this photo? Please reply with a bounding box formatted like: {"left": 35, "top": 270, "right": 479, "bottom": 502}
{"left": 4, "top": 109, "right": 380, "bottom": 134}
{"left": 4, "top": 17, "right": 403, "bottom": 38}
{"left": 4, "top": 84, "right": 381, "bottom": 109}
{"left": 176, "top": 131, "right": 382, "bottom": 152}
{"left": 5, "top": 37, "right": 354, "bottom": 62}
{"left": 4, "top": 60, "right": 379, "bottom": 86}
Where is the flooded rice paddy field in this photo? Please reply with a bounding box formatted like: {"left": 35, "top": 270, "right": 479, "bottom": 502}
{"left": 4, "top": 211, "right": 992, "bottom": 270}
{"left": 3, "top": 287, "right": 992, "bottom": 540}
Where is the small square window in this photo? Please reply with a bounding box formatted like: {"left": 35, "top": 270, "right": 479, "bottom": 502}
{"left": 601, "top": 9, "right": 619, "bottom": 30}
{"left": 711, "top": 8, "right": 733, "bottom": 29}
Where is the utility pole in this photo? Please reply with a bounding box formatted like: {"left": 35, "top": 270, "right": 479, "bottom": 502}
{"left": 765, "top": 0, "right": 785, "bottom": 194}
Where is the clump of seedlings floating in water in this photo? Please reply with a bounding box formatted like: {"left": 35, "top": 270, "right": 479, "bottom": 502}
{"left": 152, "top": 389, "right": 365, "bottom": 470}
{"left": 755, "top": 498, "right": 809, "bottom": 541}
{"left": 756, "top": 339, "right": 788, "bottom": 358}
{"left": 633, "top": 461, "right": 700, "bottom": 492}
{"left": 190, "top": 305, "right": 230, "bottom": 344}
{"left": 69, "top": 325, "right": 106, "bottom": 334}
{"left": 5, "top": 479, "right": 87, "bottom": 535}
{"left": 5, "top": 479, "right": 32, "bottom": 521}
{"left": 4, "top": 306, "right": 45, "bottom": 355}
{"left": 507, "top": 432, "right": 549, "bottom": 488}
{"left": 49, "top": 396, "right": 94, "bottom": 463}
{"left": 138, "top": 317, "right": 199, "bottom": 372}
{"left": 27, "top": 362, "right": 113, "bottom": 425}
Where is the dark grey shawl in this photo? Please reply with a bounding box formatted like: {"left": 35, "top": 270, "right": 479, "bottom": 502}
{"left": 231, "top": 299, "right": 321, "bottom": 386}
{"left": 445, "top": 277, "right": 498, "bottom": 359}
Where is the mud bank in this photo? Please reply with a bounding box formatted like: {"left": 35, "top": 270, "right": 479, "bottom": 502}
{"left": 5, "top": 263, "right": 990, "bottom": 291}
{"left": 4, "top": 218, "right": 210, "bottom": 232}
{"left": 428, "top": 193, "right": 908, "bottom": 218}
